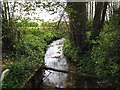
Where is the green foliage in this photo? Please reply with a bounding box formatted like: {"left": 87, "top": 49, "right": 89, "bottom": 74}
{"left": 2, "top": 1, "right": 68, "bottom": 88}
{"left": 40, "top": 21, "right": 68, "bottom": 32}
{"left": 2, "top": 27, "right": 64, "bottom": 88}
{"left": 43, "top": 31, "right": 57, "bottom": 42}
{"left": 86, "top": 18, "right": 93, "bottom": 31}
{"left": 29, "top": 22, "right": 38, "bottom": 27}
{"left": 2, "top": 58, "right": 36, "bottom": 88}
{"left": 17, "top": 19, "right": 38, "bottom": 27}
{"left": 63, "top": 8, "right": 120, "bottom": 89}
{"left": 76, "top": 51, "right": 95, "bottom": 74}
{"left": 41, "top": 22, "right": 55, "bottom": 28}
{"left": 90, "top": 9, "right": 120, "bottom": 88}
{"left": 63, "top": 39, "right": 79, "bottom": 62}
{"left": 63, "top": 39, "right": 95, "bottom": 74}
{"left": 16, "top": 34, "right": 46, "bottom": 60}
{"left": 2, "top": 18, "right": 19, "bottom": 51}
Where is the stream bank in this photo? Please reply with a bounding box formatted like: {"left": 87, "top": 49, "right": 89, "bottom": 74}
{"left": 42, "top": 38, "right": 108, "bottom": 88}
{"left": 22, "top": 38, "right": 108, "bottom": 88}
{"left": 42, "top": 38, "right": 76, "bottom": 88}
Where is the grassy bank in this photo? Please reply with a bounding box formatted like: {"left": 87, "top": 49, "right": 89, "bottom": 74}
{"left": 2, "top": 27, "right": 65, "bottom": 88}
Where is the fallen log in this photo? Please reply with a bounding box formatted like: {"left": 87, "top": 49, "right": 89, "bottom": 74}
{"left": 43, "top": 65, "right": 73, "bottom": 73}
{"left": 43, "top": 65, "right": 103, "bottom": 79}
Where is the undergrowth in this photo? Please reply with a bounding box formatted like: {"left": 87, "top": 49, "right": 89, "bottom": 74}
{"left": 2, "top": 28, "right": 65, "bottom": 88}
{"left": 63, "top": 9, "right": 120, "bottom": 89}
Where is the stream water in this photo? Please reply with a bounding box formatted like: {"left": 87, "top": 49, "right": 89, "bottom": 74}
{"left": 41, "top": 38, "right": 107, "bottom": 89}
{"left": 43, "top": 38, "right": 76, "bottom": 88}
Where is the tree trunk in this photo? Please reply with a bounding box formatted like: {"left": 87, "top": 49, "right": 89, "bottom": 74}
{"left": 100, "top": 2, "right": 108, "bottom": 31}
{"left": 3, "top": 2, "right": 7, "bottom": 20}
{"left": 90, "top": 2, "right": 104, "bottom": 40}
{"left": 91, "top": 2, "right": 93, "bottom": 19}
{"left": 90, "top": 2, "right": 91, "bottom": 18}
{"left": 6, "top": 2, "right": 10, "bottom": 21}
{"left": 2, "top": 2, "right": 16, "bottom": 51}
{"left": 67, "top": 2, "right": 87, "bottom": 53}
{"left": 12, "top": 2, "right": 16, "bottom": 17}
{"left": 86, "top": 2, "right": 88, "bottom": 18}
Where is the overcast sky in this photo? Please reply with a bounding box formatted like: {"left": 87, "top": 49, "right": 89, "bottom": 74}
{"left": 13, "top": 1, "right": 67, "bottom": 23}
{"left": 12, "top": 1, "right": 120, "bottom": 23}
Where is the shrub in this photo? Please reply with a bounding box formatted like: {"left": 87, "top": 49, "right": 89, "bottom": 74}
{"left": 2, "top": 29, "right": 64, "bottom": 88}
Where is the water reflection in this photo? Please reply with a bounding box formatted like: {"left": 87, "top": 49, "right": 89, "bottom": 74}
{"left": 43, "top": 38, "right": 68, "bottom": 88}
{"left": 43, "top": 38, "right": 104, "bottom": 88}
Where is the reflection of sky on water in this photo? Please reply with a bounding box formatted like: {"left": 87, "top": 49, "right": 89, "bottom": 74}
{"left": 44, "top": 38, "right": 68, "bottom": 88}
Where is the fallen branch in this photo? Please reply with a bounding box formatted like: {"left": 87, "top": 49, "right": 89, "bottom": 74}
{"left": 43, "top": 65, "right": 72, "bottom": 73}
{"left": 43, "top": 66, "right": 103, "bottom": 79}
